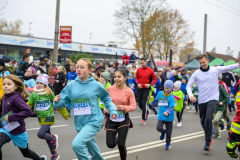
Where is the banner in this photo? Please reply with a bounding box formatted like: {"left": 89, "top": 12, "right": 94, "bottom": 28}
{"left": 60, "top": 26, "right": 72, "bottom": 43}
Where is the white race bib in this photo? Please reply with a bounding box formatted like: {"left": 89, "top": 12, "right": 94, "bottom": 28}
{"left": 2, "top": 121, "right": 20, "bottom": 132}
{"left": 158, "top": 98, "right": 168, "bottom": 106}
{"left": 154, "top": 88, "right": 157, "bottom": 93}
{"left": 35, "top": 100, "right": 50, "bottom": 111}
{"left": 72, "top": 98, "right": 91, "bottom": 116}
{"left": 111, "top": 111, "right": 125, "bottom": 122}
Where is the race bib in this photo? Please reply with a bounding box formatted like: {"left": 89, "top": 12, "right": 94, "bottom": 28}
{"left": 129, "top": 83, "right": 134, "bottom": 88}
{"left": 1, "top": 111, "right": 20, "bottom": 132}
{"left": 72, "top": 98, "right": 91, "bottom": 116}
{"left": 194, "top": 91, "right": 199, "bottom": 96}
{"left": 35, "top": 100, "right": 50, "bottom": 111}
{"left": 154, "top": 88, "right": 157, "bottom": 93}
{"left": 158, "top": 98, "right": 168, "bottom": 106}
{"left": 111, "top": 111, "right": 125, "bottom": 122}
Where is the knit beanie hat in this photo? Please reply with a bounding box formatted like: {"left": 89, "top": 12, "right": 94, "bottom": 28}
{"left": 0, "top": 59, "right": 5, "bottom": 67}
{"left": 218, "top": 73, "right": 222, "bottom": 80}
{"left": 30, "top": 67, "right": 36, "bottom": 75}
{"left": 101, "top": 68, "right": 111, "bottom": 81}
{"left": 36, "top": 74, "right": 49, "bottom": 86}
{"left": 164, "top": 80, "right": 173, "bottom": 90}
{"left": 174, "top": 81, "right": 181, "bottom": 89}
{"left": 182, "top": 75, "right": 188, "bottom": 82}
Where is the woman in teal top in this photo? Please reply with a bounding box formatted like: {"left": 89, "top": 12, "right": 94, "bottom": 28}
{"left": 54, "top": 58, "right": 117, "bottom": 160}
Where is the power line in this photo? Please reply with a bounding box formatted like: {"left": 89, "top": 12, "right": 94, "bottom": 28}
{"left": 204, "top": 0, "right": 240, "bottom": 17}
{"left": 217, "top": 0, "right": 240, "bottom": 12}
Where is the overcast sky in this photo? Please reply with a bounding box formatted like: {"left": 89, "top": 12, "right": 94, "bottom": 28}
{"left": 1, "top": 0, "right": 240, "bottom": 57}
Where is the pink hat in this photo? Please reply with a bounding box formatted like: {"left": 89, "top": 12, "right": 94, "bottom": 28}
{"left": 30, "top": 67, "right": 36, "bottom": 75}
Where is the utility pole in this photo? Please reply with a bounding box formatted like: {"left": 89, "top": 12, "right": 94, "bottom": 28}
{"left": 53, "top": 0, "right": 60, "bottom": 62}
{"left": 203, "top": 14, "right": 207, "bottom": 54}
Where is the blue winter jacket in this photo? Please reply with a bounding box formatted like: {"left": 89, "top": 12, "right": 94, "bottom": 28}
{"left": 67, "top": 71, "right": 77, "bottom": 80}
{"left": 128, "top": 78, "right": 137, "bottom": 94}
{"left": 154, "top": 79, "right": 161, "bottom": 96}
{"left": 53, "top": 76, "right": 117, "bottom": 131}
{"left": 129, "top": 54, "right": 139, "bottom": 63}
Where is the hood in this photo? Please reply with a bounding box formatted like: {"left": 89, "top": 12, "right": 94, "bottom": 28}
{"left": 75, "top": 75, "right": 95, "bottom": 84}
{"left": 38, "top": 66, "right": 46, "bottom": 72}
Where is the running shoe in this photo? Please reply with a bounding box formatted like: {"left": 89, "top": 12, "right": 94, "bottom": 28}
{"left": 219, "top": 119, "right": 224, "bottom": 130}
{"left": 160, "top": 132, "right": 165, "bottom": 140}
{"left": 50, "top": 134, "right": 58, "bottom": 151}
{"left": 195, "top": 111, "right": 198, "bottom": 114}
{"left": 51, "top": 152, "right": 60, "bottom": 160}
{"left": 165, "top": 143, "right": 171, "bottom": 150}
{"left": 40, "top": 155, "right": 47, "bottom": 160}
{"left": 141, "top": 120, "right": 146, "bottom": 126}
{"left": 204, "top": 140, "right": 213, "bottom": 151}
{"left": 227, "top": 122, "right": 231, "bottom": 131}
{"left": 177, "top": 122, "right": 182, "bottom": 127}
{"left": 212, "top": 133, "right": 221, "bottom": 139}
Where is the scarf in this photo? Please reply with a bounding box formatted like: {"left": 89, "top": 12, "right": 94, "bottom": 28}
{"left": 34, "top": 87, "right": 47, "bottom": 95}
{"left": 163, "top": 91, "right": 172, "bottom": 97}
{"left": 200, "top": 65, "right": 210, "bottom": 72}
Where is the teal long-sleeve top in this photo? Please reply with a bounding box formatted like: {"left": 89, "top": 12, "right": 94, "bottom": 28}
{"left": 53, "top": 76, "right": 117, "bottom": 131}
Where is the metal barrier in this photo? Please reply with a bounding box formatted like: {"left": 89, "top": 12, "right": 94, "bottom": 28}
{"left": 17, "top": 76, "right": 24, "bottom": 82}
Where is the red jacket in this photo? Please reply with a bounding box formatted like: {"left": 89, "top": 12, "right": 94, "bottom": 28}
{"left": 122, "top": 55, "right": 129, "bottom": 64}
{"left": 219, "top": 81, "right": 230, "bottom": 94}
{"left": 136, "top": 66, "right": 157, "bottom": 88}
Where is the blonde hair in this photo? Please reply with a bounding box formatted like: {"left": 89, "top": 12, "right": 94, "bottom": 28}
{"left": 77, "top": 58, "right": 104, "bottom": 85}
{"left": 44, "top": 85, "right": 53, "bottom": 95}
{"left": 3, "top": 75, "right": 30, "bottom": 99}
{"left": 66, "top": 58, "right": 72, "bottom": 64}
{"left": 57, "top": 66, "right": 67, "bottom": 75}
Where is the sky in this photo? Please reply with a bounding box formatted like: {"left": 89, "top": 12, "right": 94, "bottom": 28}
{"left": 0, "top": 0, "right": 240, "bottom": 57}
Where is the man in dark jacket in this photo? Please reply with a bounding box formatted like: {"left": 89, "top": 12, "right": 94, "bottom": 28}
{"left": 16, "top": 54, "right": 29, "bottom": 76}
{"left": 129, "top": 52, "right": 139, "bottom": 64}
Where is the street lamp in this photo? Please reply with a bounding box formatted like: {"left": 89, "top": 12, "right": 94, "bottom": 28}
{"left": 29, "top": 22, "right": 33, "bottom": 36}
{"left": 90, "top": 33, "right": 92, "bottom": 44}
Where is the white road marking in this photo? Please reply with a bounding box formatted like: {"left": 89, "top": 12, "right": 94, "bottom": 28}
{"left": 71, "top": 129, "right": 227, "bottom": 160}
{"left": 131, "top": 115, "right": 156, "bottom": 119}
{"left": 26, "top": 124, "right": 69, "bottom": 131}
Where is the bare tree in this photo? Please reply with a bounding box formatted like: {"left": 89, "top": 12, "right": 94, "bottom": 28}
{"left": 0, "top": 0, "right": 8, "bottom": 15}
{"left": 113, "top": 0, "right": 166, "bottom": 58}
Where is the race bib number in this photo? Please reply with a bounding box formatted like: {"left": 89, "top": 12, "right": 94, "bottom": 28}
{"left": 111, "top": 111, "right": 125, "bottom": 122}
{"left": 194, "top": 91, "right": 199, "bottom": 96}
{"left": 72, "top": 98, "right": 91, "bottom": 116}
{"left": 154, "top": 88, "right": 157, "bottom": 93}
{"left": 35, "top": 100, "right": 50, "bottom": 111}
{"left": 1, "top": 111, "right": 20, "bottom": 132}
{"left": 158, "top": 98, "right": 168, "bottom": 106}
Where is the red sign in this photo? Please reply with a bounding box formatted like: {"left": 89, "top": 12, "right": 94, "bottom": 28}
{"left": 60, "top": 26, "right": 72, "bottom": 43}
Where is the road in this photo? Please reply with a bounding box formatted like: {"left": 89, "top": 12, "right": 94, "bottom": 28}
{"left": 2, "top": 107, "right": 235, "bottom": 160}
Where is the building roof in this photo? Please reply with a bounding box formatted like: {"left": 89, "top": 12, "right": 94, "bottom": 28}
{"left": 185, "top": 52, "right": 238, "bottom": 64}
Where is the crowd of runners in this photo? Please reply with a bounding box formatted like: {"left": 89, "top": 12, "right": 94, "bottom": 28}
{"left": 0, "top": 49, "right": 240, "bottom": 160}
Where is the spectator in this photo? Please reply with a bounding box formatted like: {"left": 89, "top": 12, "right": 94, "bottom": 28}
{"left": 4, "top": 58, "right": 17, "bottom": 74}
{"left": 64, "top": 58, "right": 71, "bottom": 73}
{"left": 48, "top": 62, "right": 57, "bottom": 86}
{"left": 58, "top": 52, "right": 62, "bottom": 63}
{"left": 36, "top": 61, "right": 47, "bottom": 74}
{"left": 114, "top": 62, "right": 120, "bottom": 71}
{"left": 95, "top": 68, "right": 105, "bottom": 78}
{"left": 16, "top": 54, "right": 30, "bottom": 76}
{"left": 39, "top": 50, "right": 51, "bottom": 62}
{"left": 165, "top": 65, "right": 173, "bottom": 80}
{"left": 129, "top": 52, "right": 140, "bottom": 64}
{"left": 131, "top": 66, "right": 137, "bottom": 76}
{"left": 170, "top": 70, "right": 182, "bottom": 83}
{"left": 157, "top": 69, "right": 166, "bottom": 90}
{"left": 53, "top": 66, "right": 67, "bottom": 96}
{"left": 44, "top": 58, "right": 51, "bottom": 73}
{"left": 122, "top": 52, "right": 130, "bottom": 65}
{"left": 67, "top": 63, "right": 77, "bottom": 82}
{"left": 95, "top": 61, "right": 105, "bottom": 73}
{"left": 181, "top": 69, "right": 189, "bottom": 80}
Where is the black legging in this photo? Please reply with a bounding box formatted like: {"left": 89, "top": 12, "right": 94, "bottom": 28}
{"left": 106, "top": 126, "right": 129, "bottom": 160}
{"left": 176, "top": 112, "right": 181, "bottom": 122}
{"left": 0, "top": 132, "right": 41, "bottom": 160}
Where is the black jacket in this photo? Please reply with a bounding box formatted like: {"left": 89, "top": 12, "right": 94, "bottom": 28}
{"left": 222, "top": 71, "right": 236, "bottom": 87}
{"left": 64, "top": 64, "right": 70, "bottom": 73}
{"left": 53, "top": 72, "right": 67, "bottom": 95}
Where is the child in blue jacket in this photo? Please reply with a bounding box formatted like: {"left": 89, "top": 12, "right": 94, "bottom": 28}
{"left": 155, "top": 80, "right": 175, "bottom": 150}
{"left": 229, "top": 85, "right": 236, "bottom": 114}
{"left": 153, "top": 76, "right": 161, "bottom": 97}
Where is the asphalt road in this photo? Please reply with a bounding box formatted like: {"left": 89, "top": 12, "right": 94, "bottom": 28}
{"left": 2, "top": 107, "right": 236, "bottom": 160}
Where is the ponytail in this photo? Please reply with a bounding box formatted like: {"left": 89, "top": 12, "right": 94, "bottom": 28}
{"left": 89, "top": 73, "right": 104, "bottom": 85}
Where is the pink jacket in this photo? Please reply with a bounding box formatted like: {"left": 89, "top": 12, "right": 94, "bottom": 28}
{"left": 107, "top": 85, "right": 136, "bottom": 113}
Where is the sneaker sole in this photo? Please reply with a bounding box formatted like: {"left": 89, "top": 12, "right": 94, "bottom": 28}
{"left": 141, "top": 123, "right": 146, "bottom": 126}
{"left": 55, "top": 134, "right": 59, "bottom": 151}
{"left": 56, "top": 155, "right": 60, "bottom": 160}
